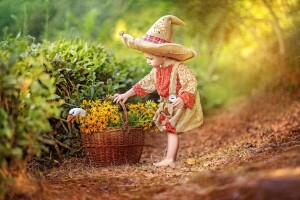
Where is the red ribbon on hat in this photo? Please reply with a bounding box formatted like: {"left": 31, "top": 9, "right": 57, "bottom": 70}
{"left": 142, "top": 34, "right": 171, "bottom": 44}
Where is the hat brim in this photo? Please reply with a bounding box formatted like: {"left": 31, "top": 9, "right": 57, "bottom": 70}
{"left": 124, "top": 37, "right": 196, "bottom": 61}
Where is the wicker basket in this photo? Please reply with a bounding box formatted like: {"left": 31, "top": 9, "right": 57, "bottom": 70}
{"left": 80, "top": 101, "right": 145, "bottom": 166}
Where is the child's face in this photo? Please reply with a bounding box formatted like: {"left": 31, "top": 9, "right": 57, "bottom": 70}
{"left": 144, "top": 53, "right": 164, "bottom": 68}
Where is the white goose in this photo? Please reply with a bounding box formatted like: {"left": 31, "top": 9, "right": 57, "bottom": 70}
{"left": 67, "top": 108, "right": 86, "bottom": 122}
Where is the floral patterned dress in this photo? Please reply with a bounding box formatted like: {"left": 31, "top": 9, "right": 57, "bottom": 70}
{"left": 133, "top": 61, "right": 203, "bottom": 133}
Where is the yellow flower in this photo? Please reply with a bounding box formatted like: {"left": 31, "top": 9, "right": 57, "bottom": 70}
{"left": 101, "top": 101, "right": 111, "bottom": 108}
{"left": 86, "top": 114, "right": 95, "bottom": 125}
{"left": 82, "top": 100, "right": 88, "bottom": 107}
{"left": 97, "top": 116, "right": 107, "bottom": 130}
{"left": 81, "top": 124, "right": 92, "bottom": 134}
{"left": 79, "top": 99, "right": 158, "bottom": 134}
{"left": 111, "top": 115, "right": 119, "bottom": 123}
{"left": 128, "top": 103, "right": 139, "bottom": 112}
{"left": 92, "top": 126, "right": 99, "bottom": 133}
{"left": 79, "top": 115, "right": 85, "bottom": 123}
{"left": 94, "top": 99, "right": 101, "bottom": 105}
{"left": 144, "top": 109, "right": 153, "bottom": 118}
{"left": 91, "top": 107, "right": 98, "bottom": 113}
{"left": 105, "top": 105, "right": 113, "bottom": 113}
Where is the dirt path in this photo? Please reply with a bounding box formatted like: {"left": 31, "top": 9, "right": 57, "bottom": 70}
{"left": 5, "top": 88, "right": 300, "bottom": 200}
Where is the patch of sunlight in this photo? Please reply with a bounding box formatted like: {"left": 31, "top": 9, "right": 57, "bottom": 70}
{"left": 252, "top": 3, "right": 270, "bottom": 19}
{"left": 268, "top": 167, "right": 300, "bottom": 178}
{"left": 277, "top": 0, "right": 299, "bottom": 29}
{"left": 240, "top": 46, "right": 255, "bottom": 59}
{"left": 113, "top": 19, "right": 145, "bottom": 42}
{"left": 113, "top": 19, "right": 127, "bottom": 41}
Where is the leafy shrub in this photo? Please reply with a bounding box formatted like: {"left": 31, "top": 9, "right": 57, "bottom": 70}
{"left": 0, "top": 36, "right": 148, "bottom": 173}
{"left": 0, "top": 36, "right": 143, "bottom": 195}
{"left": 0, "top": 38, "right": 63, "bottom": 168}
{"left": 13, "top": 38, "right": 143, "bottom": 157}
{"left": 21, "top": 39, "right": 141, "bottom": 109}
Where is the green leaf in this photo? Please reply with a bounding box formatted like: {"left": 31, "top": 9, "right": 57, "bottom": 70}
{"left": 90, "top": 87, "right": 95, "bottom": 98}
{"left": 12, "top": 147, "right": 23, "bottom": 159}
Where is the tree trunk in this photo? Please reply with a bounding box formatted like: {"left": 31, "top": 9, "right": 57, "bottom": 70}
{"left": 262, "top": 0, "right": 285, "bottom": 56}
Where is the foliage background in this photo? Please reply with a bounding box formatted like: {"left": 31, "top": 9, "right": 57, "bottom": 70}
{"left": 1, "top": 0, "right": 299, "bottom": 109}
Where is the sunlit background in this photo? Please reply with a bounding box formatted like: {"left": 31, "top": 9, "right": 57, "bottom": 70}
{"left": 1, "top": 0, "right": 299, "bottom": 111}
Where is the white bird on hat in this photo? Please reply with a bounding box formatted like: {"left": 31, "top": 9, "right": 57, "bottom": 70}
{"left": 67, "top": 108, "right": 85, "bottom": 122}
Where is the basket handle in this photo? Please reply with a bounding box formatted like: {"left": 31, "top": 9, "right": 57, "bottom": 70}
{"left": 104, "top": 96, "right": 130, "bottom": 134}
{"left": 118, "top": 101, "right": 130, "bottom": 133}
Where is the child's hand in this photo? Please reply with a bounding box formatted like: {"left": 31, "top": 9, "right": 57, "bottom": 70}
{"left": 172, "top": 97, "right": 184, "bottom": 108}
{"left": 112, "top": 88, "right": 136, "bottom": 104}
{"left": 113, "top": 93, "right": 128, "bottom": 104}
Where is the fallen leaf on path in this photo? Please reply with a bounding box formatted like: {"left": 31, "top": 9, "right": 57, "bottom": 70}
{"left": 186, "top": 158, "right": 196, "bottom": 165}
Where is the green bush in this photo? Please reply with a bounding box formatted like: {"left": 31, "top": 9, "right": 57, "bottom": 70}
{"left": 0, "top": 37, "right": 144, "bottom": 195}
{"left": 17, "top": 39, "right": 143, "bottom": 158}
{"left": 22, "top": 39, "right": 141, "bottom": 109}
{"left": 0, "top": 38, "right": 63, "bottom": 168}
{"left": 0, "top": 36, "right": 145, "bottom": 169}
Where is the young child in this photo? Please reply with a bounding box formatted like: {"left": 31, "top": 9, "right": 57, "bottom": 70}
{"left": 113, "top": 15, "right": 203, "bottom": 167}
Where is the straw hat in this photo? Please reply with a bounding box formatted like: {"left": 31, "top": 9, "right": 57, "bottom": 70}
{"left": 119, "top": 15, "right": 196, "bottom": 61}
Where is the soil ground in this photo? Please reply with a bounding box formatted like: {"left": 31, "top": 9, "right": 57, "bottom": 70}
{"left": 3, "top": 87, "right": 300, "bottom": 200}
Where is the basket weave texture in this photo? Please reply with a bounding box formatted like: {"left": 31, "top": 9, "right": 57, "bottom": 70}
{"left": 80, "top": 101, "right": 145, "bottom": 166}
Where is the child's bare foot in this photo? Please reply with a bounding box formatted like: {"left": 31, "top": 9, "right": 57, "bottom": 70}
{"left": 153, "top": 159, "right": 176, "bottom": 168}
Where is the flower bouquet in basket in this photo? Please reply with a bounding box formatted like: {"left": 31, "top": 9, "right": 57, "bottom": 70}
{"left": 76, "top": 99, "right": 159, "bottom": 166}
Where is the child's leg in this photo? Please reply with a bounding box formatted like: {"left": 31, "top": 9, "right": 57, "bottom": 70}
{"left": 166, "top": 133, "right": 179, "bottom": 161}
{"left": 153, "top": 133, "right": 178, "bottom": 167}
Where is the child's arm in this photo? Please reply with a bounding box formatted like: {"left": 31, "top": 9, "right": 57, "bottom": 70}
{"left": 177, "top": 64, "right": 198, "bottom": 109}
{"left": 113, "top": 67, "right": 156, "bottom": 103}
{"left": 113, "top": 88, "right": 136, "bottom": 104}
{"left": 133, "top": 68, "right": 157, "bottom": 97}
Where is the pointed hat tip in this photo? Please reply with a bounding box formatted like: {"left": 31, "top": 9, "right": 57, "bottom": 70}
{"left": 165, "top": 15, "right": 186, "bottom": 26}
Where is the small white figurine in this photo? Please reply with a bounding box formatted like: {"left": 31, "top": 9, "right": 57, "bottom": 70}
{"left": 67, "top": 108, "right": 85, "bottom": 122}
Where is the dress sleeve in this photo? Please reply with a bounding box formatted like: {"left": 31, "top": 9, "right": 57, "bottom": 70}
{"left": 177, "top": 64, "right": 197, "bottom": 109}
{"left": 132, "top": 68, "right": 156, "bottom": 98}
